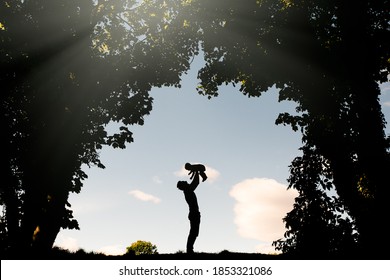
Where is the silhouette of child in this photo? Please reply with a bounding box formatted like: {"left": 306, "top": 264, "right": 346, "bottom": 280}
{"left": 185, "top": 162, "right": 207, "bottom": 182}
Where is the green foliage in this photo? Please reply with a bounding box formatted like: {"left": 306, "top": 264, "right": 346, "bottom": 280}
{"left": 1, "top": 0, "right": 389, "bottom": 257}
{"left": 126, "top": 240, "right": 158, "bottom": 255}
{"left": 272, "top": 145, "right": 359, "bottom": 257}
{"left": 0, "top": 0, "right": 199, "bottom": 254}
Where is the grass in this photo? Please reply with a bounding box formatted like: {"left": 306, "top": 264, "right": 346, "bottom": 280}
{"left": 8, "top": 247, "right": 285, "bottom": 260}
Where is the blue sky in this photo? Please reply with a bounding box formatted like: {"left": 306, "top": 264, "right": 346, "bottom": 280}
{"left": 54, "top": 55, "right": 390, "bottom": 255}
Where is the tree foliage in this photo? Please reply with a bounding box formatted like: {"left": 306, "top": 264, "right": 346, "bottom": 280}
{"left": 126, "top": 240, "right": 158, "bottom": 255}
{"left": 1, "top": 0, "right": 389, "bottom": 257}
{"left": 272, "top": 145, "right": 358, "bottom": 257}
{"left": 0, "top": 0, "right": 198, "bottom": 256}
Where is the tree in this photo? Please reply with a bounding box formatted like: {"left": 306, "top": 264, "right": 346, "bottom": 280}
{"left": 270, "top": 0, "right": 390, "bottom": 255}
{"left": 146, "top": 0, "right": 389, "bottom": 255}
{"left": 0, "top": 0, "right": 198, "bottom": 256}
{"left": 2, "top": 0, "right": 388, "bottom": 257}
{"left": 126, "top": 240, "right": 158, "bottom": 255}
{"left": 272, "top": 144, "right": 358, "bottom": 257}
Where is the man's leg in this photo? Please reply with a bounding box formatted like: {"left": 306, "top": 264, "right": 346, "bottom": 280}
{"left": 187, "top": 214, "right": 200, "bottom": 253}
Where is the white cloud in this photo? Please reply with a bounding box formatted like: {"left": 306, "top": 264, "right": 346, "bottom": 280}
{"left": 128, "top": 190, "right": 161, "bottom": 204}
{"left": 174, "top": 167, "right": 188, "bottom": 177}
{"left": 54, "top": 233, "right": 79, "bottom": 252}
{"left": 229, "top": 178, "right": 298, "bottom": 253}
{"left": 97, "top": 245, "right": 126, "bottom": 256}
{"left": 152, "top": 176, "right": 163, "bottom": 184}
{"left": 383, "top": 101, "right": 390, "bottom": 107}
{"left": 174, "top": 164, "right": 220, "bottom": 183}
{"left": 256, "top": 243, "right": 279, "bottom": 255}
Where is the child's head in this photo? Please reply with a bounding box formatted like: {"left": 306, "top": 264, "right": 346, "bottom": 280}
{"left": 184, "top": 163, "right": 192, "bottom": 170}
{"left": 177, "top": 181, "right": 188, "bottom": 191}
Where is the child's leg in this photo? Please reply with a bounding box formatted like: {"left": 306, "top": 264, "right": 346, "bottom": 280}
{"left": 200, "top": 171, "right": 207, "bottom": 182}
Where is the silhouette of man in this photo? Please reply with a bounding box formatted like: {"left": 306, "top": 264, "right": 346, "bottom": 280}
{"left": 177, "top": 170, "right": 202, "bottom": 254}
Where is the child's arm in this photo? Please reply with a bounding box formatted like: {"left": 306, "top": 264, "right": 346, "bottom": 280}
{"left": 185, "top": 163, "right": 195, "bottom": 179}
{"left": 188, "top": 170, "right": 195, "bottom": 179}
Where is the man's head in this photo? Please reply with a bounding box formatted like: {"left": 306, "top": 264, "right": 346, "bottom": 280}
{"left": 177, "top": 181, "right": 188, "bottom": 191}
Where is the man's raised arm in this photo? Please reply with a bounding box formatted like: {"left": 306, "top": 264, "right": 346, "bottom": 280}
{"left": 189, "top": 171, "right": 200, "bottom": 191}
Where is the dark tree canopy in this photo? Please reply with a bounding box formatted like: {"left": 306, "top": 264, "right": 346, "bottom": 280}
{"left": 0, "top": 0, "right": 198, "bottom": 256}
{"left": 1, "top": 0, "right": 389, "bottom": 258}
